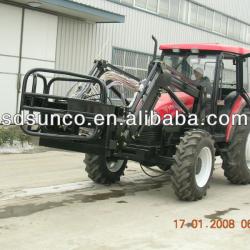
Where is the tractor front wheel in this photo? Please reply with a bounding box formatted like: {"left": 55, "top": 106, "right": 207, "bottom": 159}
{"left": 84, "top": 154, "right": 127, "bottom": 185}
{"left": 171, "top": 130, "right": 215, "bottom": 201}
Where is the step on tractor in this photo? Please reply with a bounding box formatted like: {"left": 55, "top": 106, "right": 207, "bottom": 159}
{"left": 20, "top": 37, "right": 250, "bottom": 201}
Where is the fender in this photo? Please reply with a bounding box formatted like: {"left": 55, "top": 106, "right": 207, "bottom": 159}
{"left": 226, "top": 95, "right": 247, "bottom": 142}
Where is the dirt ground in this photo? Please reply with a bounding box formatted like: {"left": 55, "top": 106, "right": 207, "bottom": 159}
{"left": 0, "top": 150, "right": 249, "bottom": 250}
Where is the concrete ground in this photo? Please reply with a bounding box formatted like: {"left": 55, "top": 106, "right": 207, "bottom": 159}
{"left": 0, "top": 151, "right": 249, "bottom": 250}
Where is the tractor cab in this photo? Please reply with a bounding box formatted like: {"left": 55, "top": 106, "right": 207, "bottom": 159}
{"left": 154, "top": 43, "right": 250, "bottom": 121}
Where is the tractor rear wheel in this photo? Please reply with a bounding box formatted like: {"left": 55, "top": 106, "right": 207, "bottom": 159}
{"left": 221, "top": 113, "right": 250, "bottom": 184}
{"left": 84, "top": 154, "right": 127, "bottom": 185}
{"left": 171, "top": 130, "right": 215, "bottom": 201}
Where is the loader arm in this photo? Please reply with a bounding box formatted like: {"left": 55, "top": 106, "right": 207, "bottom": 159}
{"left": 128, "top": 61, "right": 201, "bottom": 137}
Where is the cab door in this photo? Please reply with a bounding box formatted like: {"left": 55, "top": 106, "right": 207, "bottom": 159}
{"left": 238, "top": 53, "right": 250, "bottom": 107}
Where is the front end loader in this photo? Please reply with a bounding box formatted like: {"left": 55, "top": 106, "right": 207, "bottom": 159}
{"left": 20, "top": 38, "right": 250, "bottom": 201}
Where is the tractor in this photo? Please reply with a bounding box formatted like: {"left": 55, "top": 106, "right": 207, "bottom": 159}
{"left": 20, "top": 37, "right": 250, "bottom": 201}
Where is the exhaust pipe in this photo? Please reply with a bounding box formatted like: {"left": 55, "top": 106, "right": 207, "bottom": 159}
{"left": 152, "top": 35, "right": 158, "bottom": 61}
{"left": 148, "top": 35, "right": 158, "bottom": 76}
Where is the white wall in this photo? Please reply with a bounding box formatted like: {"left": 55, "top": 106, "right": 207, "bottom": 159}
{"left": 0, "top": 3, "right": 58, "bottom": 118}
{"left": 22, "top": 10, "right": 58, "bottom": 61}
{"left": 0, "top": 3, "right": 22, "bottom": 117}
{"left": 20, "top": 9, "right": 58, "bottom": 100}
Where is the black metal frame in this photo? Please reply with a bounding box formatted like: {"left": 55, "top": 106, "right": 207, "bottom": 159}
{"left": 20, "top": 68, "right": 110, "bottom": 141}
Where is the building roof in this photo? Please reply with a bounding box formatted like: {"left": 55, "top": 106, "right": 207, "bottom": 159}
{"left": 159, "top": 43, "right": 250, "bottom": 55}
{"left": 12, "top": 0, "right": 125, "bottom": 23}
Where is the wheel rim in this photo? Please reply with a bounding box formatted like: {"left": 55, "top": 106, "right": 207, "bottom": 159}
{"left": 246, "top": 133, "right": 250, "bottom": 169}
{"left": 195, "top": 147, "right": 213, "bottom": 188}
{"left": 106, "top": 159, "right": 124, "bottom": 173}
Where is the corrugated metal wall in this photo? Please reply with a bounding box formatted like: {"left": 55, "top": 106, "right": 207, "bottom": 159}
{"left": 54, "top": 16, "right": 114, "bottom": 95}
{"left": 195, "top": 0, "right": 250, "bottom": 24}
{"left": 55, "top": 0, "right": 250, "bottom": 95}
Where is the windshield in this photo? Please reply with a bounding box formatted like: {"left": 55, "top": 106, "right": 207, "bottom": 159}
{"left": 162, "top": 54, "right": 217, "bottom": 85}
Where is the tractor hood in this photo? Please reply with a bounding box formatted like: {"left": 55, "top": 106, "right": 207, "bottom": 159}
{"left": 154, "top": 92, "right": 194, "bottom": 119}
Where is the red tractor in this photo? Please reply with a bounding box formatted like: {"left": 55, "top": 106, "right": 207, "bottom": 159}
{"left": 20, "top": 38, "right": 250, "bottom": 201}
